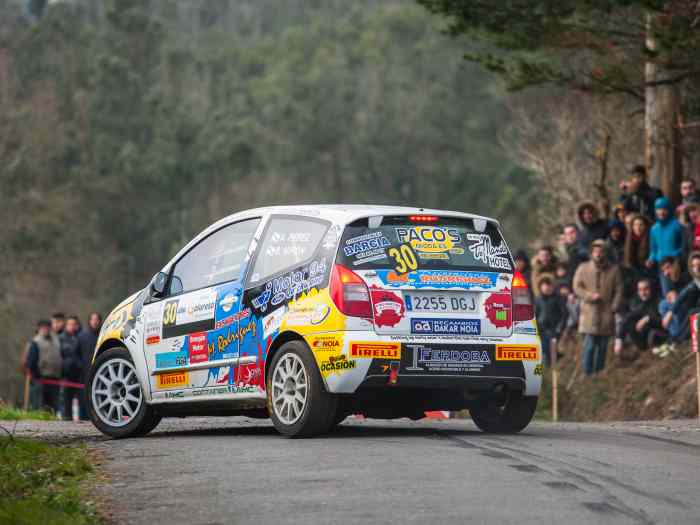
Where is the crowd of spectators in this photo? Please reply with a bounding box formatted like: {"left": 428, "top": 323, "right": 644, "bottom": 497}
{"left": 21, "top": 311, "right": 102, "bottom": 419}
{"left": 520, "top": 165, "right": 700, "bottom": 376}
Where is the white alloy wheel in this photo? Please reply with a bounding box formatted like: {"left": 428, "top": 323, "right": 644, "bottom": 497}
{"left": 91, "top": 358, "right": 143, "bottom": 428}
{"left": 271, "top": 352, "right": 308, "bottom": 425}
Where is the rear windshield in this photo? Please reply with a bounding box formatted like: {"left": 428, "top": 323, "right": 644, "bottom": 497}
{"left": 337, "top": 216, "right": 512, "bottom": 273}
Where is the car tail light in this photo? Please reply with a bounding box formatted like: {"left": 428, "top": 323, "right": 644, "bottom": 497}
{"left": 409, "top": 215, "right": 439, "bottom": 222}
{"left": 330, "top": 264, "right": 373, "bottom": 318}
{"left": 512, "top": 271, "right": 534, "bottom": 321}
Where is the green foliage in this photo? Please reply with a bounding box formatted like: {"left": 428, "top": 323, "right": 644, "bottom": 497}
{"left": 0, "top": 404, "right": 55, "bottom": 421}
{"left": 0, "top": 437, "right": 101, "bottom": 524}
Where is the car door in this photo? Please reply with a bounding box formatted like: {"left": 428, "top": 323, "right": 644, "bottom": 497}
{"left": 142, "top": 218, "right": 262, "bottom": 401}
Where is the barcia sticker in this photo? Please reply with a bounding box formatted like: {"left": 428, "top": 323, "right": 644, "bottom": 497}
{"left": 344, "top": 231, "right": 391, "bottom": 265}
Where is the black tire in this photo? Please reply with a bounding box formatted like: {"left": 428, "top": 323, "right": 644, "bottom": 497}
{"left": 469, "top": 393, "right": 537, "bottom": 434}
{"left": 87, "top": 347, "right": 161, "bottom": 439}
{"left": 266, "top": 340, "right": 337, "bottom": 438}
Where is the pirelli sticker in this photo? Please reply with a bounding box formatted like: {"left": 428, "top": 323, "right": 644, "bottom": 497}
{"left": 495, "top": 345, "right": 539, "bottom": 361}
{"left": 156, "top": 371, "right": 189, "bottom": 389}
{"left": 350, "top": 342, "right": 401, "bottom": 359}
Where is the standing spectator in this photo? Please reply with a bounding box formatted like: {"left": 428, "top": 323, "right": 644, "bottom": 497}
{"left": 647, "top": 197, "right": 684, "bottom": 294}
{"left": 573, "top": 240, "right": 624, "bottom": 376}
{"left": 531, "top": 246, "right": 557, "bottom": 297}
{"left": 559, "top": 224, "right": 589, "bottom": 285}
{"left": 680, "top": 179, "right": 700, "bottom": 205}
{"left": 19, "top": 329, "right": 42, "bottom": 410}
{"left": 51, "top": 312, "right": 65, "bottom": 337}
{"left": 605, "top": 219, "right": 626, "bottom": 264}
{"left": 26, "top": 319, "right": 62, "bottom": 413}
{"left": 671, "top": 252, "right": 700, "bottom": 339}
{"left": 77, "top": 312, "right": 102, "bottom": 420}
{"left": 60, "top": 315, "right": 82, "bottom": 421}
{"left": 577, "top": 202, "right": 608, "bottom": 248}
{"left": 513, "top": 249, "right": 532, "bottom": 290}
{"left": 612, "top": 203, "right": 626, "bottom": 224}
{"left": 660, "top": 289, "right": 682, "bottom": 341}
{"left": 623, "top": 214, "right": 651, "bottom": 277}
{"left": 681, "top": 204, "right": 700, "bottom": 257}
{"left": 535, "top": 277, "right": 567, "bottom": 367}
{"left": 618, "top": 164, "right": 663, "bottom": 221}
{"left": 614, "top": 279, "right": 665, "bottom": 354}
{"left": 553, "top": 262, "right": 569, "bottom": 290}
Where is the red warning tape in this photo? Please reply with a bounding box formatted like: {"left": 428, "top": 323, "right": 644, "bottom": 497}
{"left": 35, "top": 378, "right": 85, "bottom": 389}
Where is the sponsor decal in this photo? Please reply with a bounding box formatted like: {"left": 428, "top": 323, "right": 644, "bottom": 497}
{"left": 534, "top": 364, "right": 544, "bottom": 376}
{"left": 410, "top": 318, "right": 481, "bottom": 336}
{"left": 192, "top": 385, "right": 258, "bottom": 396}
{"left": 319, "top": 354, "right": 356, "bottom": 373}
{"left": 156, "top": 337, "right": 188, "bottom": 369}
{"left": 215, "top": 308, "right": 251, "bottom": 329}
{"left": 344, "top": 231, "right": 391, "bottom": 264}
{"left": 188, "top": 332, "right": 208, "bottom": 364}
{"left": 484, "top": 293, "right": 512, "bottom": 329}
{"left": 162, "top": 290, "right": 217, "bottom": 338}
{"left": 156, "top": 371, "right": 189, "bottom": 389}
{"left": 262, "top": 306, "right": 286, "bottom": 338}
{"left": 514, "top": 324, "right": 537, "bottom": 335}
{"left": 370, "top": 288, "right": 405, "bottom": 327}
{"left": 310, "top": 335, "right": 343, "bottom": 352}
{"left": 350, "top": 342, "right": 401, "bottom": 359}
{"left": 377, "top": 270, "right": 499, "bottom": 290}
{"left": 207, "top": 319, "right": 257, "bottom": 357}
{"left": 219, "top": 293, "right": 238, "bottom": 313}
{"left": 164, "top": 390, "right": 184, "bottom": 399}
{"left": 496, "top": 345, "right": 539, "bottom": 361}
{"left": 146, "top": 335, "right": 161, "bottom": 345}
{"left": 251, "top": 259, "right": 328, "bottom": 312}
{"left": 310, "top": 303, "right": 331, "bottom": 325}
{"left": 466, "top": 234, "right": 511, "bottom": 270}
{"left": 395, "top": 227, "right": 463, "bottom": 259}
{"left": 405, "top": 344, "right": 490, "bottom": 373}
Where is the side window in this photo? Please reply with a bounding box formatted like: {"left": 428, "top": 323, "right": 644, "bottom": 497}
{"left": 168, "top": 219, "right": 260, "bottom": 295}
{"left": 250, "top": 217, "right": 329, "bottom": 284}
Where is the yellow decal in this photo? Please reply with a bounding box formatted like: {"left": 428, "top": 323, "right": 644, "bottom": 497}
{"left": 157, "top": 371, "right": 189, "bottom": 389}
{"left": 350, "top": 342, "right": 401, "bottom": 359}
{"left": 388, "top": 244, "right": 418, "bottom": 274}
{"left": 308, "top": 334, "right": 344, "bottom": 352}
{"left": 496, "top": 345, "right": 539, "bottom": 361}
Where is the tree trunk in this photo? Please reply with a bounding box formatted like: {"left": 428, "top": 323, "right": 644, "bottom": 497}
{"left": 645, "top": 14, "right": 683, "bottom": 205}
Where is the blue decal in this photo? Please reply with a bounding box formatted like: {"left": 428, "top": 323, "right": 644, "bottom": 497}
{"left": 155, "top": 336, "right": 189, "bottom": 369}
{"left": 376, "top": 270, "right": 499, "bottom": 290}
{"left": 214, "top": 281, "right": 243, "bottom": 323}
{"left": 410, "top": 318, "right": 481, "bottom": 336}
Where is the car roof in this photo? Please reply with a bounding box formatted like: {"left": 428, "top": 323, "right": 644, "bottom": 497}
{"left": 164, "top": 204, "right": 499, "bottom": 272}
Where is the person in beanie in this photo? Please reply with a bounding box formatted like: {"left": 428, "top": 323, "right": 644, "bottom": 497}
{"left": 26, "top": 319, "right": 63, "bottom": 412}
{"left": 647, "top": 196, "right": 684, "bottom": 295}
{"left": 573, "top": 239, "right": 624, "bottom": 376}
{"left": 535, "top": 276, "right": 567, "bottom": 367}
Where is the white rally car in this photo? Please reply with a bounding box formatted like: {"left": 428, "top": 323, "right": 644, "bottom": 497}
{"left": 87, "top": 205, "right": 542, "bottom": 438}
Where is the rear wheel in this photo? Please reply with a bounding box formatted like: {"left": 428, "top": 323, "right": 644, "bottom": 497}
{"left": 87, "top": 347, "right": 161, "bottom": 439}
{"left": 267, "top": 340, "right": 337, "bottom": 437}
{"left": 469, "top": 392, "right": 537, "bottom": 434}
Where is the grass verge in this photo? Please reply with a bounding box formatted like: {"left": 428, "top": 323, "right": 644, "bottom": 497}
{"left": 0, "top": 435, "right": 102, "bottom": 524}
{"left": 0, "top": 404, "right": 56, "bottom": 421}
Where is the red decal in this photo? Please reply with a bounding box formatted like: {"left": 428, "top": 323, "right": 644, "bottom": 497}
{"left": 370, "top": 288, "right": 405, "bottom": 328}
{"left": 484, "top": 293, "right": 512, "bottom": 328}
{"left": 189, "top": 332, "right": 209, "bottom": 364}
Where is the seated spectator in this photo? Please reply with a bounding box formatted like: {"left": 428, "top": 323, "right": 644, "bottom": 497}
{"left": 648, "top": 197, "right": 684, "bottom": 295}
{"left": 26, "top": 319, "right": 62, "bottom": 413}
{"left": 535, "top": 277, "right": 567, "bottom": 367}
{"left": 559, "top": 224, "right": 589, "bottom": 285}
{"left": 671, "top": 251, "right": 700, "bottom": 340}
{"left": 513, "top": 249, "right": 532, "bottom": 290}
{"left": 531, "top": 245, "right": 557, "bottom": 297}
{"left": 659, "top": 256, "right": 689, "bottom": 293}
{"left": 614, "top": 279, "right": 665, "bottom": 354}
{"left": 660, "top": 289, "right": 682, "bottom": 341}
{"left": 619, "top": 164, "right": 663, "bottom": 221}
{"left": 573, "top": 240, "right": 624, "bottom": 376}
{"left": 578, "top": 202, "right": 608, "bottom": 248}
{"left": 681, "top": 203, "right": 700, "bottom": 256}
{"left": 606, "top": 219, "right": 625, "bottom": 264}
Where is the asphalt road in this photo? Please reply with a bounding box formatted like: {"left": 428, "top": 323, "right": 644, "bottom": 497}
{"left": 13, "top": 417, "right": 700, "bottom": 524}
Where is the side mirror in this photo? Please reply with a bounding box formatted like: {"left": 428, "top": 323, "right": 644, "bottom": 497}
{"left": 150, "top": 272, "right": 167, "bottom": 297}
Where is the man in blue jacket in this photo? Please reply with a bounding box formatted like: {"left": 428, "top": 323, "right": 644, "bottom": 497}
{"left": 647, "top": 197, "right": 684, "bottom": 294}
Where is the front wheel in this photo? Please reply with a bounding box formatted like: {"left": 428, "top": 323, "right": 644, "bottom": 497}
{"left": 469, "top": 393, "right": 537, "bottom": 434}
{"left": 87, "top": 347, "right": 161, "bottom": 439}
{"left": 267, "top": 340, "right": 337, "bottom": 438}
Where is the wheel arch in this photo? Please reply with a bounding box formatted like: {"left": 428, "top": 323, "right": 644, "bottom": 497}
{"left": 92, "top": 337, "right": 153, "bottom": 402}
{"left": 265, "top": 330, "right": 329, "bottom": 391}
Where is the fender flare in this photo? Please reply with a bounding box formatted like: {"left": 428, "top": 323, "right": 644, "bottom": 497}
{"left": 264, "top": 330, "right": 331, "bottom": 392}
{"left": 93, "top": 337, "right": 153, "bottom": 403}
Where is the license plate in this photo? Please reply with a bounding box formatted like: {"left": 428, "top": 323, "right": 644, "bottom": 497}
{"left": 404, "top": 292, "right": 477, "bottom": 314}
